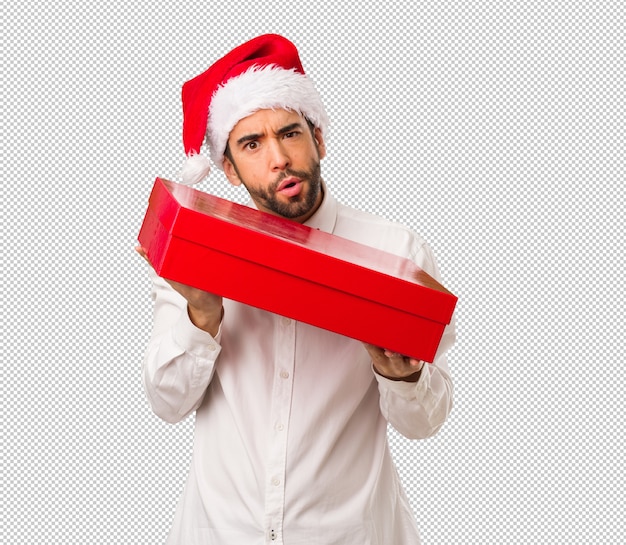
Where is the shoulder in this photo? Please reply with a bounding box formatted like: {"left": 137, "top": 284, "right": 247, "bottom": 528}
{"left": 333, "top": 201, "right": 439, "bottom": 277}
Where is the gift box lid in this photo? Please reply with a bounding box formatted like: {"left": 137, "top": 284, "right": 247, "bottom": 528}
{"left": 142, "top": 177, "right": 456, "bottom": 322}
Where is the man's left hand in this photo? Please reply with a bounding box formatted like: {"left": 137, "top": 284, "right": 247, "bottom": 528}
{"left": 363, "top": 344, "right": 425, "bottom": 383}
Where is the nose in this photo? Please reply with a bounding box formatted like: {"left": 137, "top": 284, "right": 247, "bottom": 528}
{"left": 268, "top": 139, "right": 290, "bottom": 171}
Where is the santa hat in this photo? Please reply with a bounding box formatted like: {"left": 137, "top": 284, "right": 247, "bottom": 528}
{"left": 180, "top": 34, "right": 329, "bottom": 185}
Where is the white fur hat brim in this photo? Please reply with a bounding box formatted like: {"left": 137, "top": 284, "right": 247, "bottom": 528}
{"left": 207, "top": 65, "right": 329, "bottom": 169}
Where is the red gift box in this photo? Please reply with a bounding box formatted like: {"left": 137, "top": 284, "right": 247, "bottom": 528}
{"left": 138, "top": 178, "right": 457, "bottom": 362}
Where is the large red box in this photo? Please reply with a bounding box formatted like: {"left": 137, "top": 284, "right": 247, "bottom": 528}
{"left": 138, "top": 178, "right": 457, "bottom": 362}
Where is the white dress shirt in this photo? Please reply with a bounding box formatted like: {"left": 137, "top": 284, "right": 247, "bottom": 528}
{"left": 142, "top": 186, "right": 455, "bottom": 544}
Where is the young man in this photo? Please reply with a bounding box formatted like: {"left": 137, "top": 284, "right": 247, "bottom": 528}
{"left": 138, "top": 34, "right": 455, "bottom": 545}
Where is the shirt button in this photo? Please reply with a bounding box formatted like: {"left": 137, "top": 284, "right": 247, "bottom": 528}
{"left": 272, "top": 478, "right": 280, "bottom": 486}
{"left": 281, "top": 317, "right": 292, "bottom": 326}
{"left": 280, "top": 370, "right": 289, "bottom": 379}
{"left": 207, "top": 343, "right": 216, "bottom": 351}
{"left": 276, "top": 423, "right": 284, "bottom": 431}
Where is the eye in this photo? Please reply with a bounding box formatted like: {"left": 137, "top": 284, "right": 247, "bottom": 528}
{"left": 245, "top": 141, "right": 258, "bottom": 150}
{"left": 284, "top": 131, "right": 299, "bottom": 139}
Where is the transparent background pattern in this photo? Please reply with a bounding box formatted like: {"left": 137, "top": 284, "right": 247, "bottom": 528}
{"left": 3, "top": 1, "right": 623, "bottom": 543}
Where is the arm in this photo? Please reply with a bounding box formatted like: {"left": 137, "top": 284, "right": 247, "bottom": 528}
{"left": 365, "top": 240, "right": 456, "bottom": 439}
{"left": 372, "top": 317, "right": 455, "bottom": 439}
{"left": 137, "top": 248, "right": 224, "bottom": 424}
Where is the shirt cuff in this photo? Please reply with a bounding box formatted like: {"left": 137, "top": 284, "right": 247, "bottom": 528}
{"left": 372, "top": 362, "right": 429, "bottom": 401}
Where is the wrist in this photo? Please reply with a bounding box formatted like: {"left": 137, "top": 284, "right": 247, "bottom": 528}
{"left": 373, "top": 364, "right": 423, "bottom": 383}
{"left": 188, "top": 305, "right": 223, "bottom": 336}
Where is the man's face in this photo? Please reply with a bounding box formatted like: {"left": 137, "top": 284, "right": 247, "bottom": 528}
{"left": 223, "top": 109, "right": 326, "bottom": 223}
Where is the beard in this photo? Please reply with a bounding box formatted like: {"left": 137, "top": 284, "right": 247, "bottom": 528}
{"left": 241, "top": 159, "right": 323, "bottom": 220}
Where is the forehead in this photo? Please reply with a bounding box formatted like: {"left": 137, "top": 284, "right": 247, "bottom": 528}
{"left": 229, "top": 108, "right": 306, "bottom": 139}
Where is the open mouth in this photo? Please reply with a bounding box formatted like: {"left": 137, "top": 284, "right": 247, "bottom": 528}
{"left": 277, "top": 178, "right": 303, "bottom": 197}
{"left": 277, "top": 177, "right": 301, "bottom": 191}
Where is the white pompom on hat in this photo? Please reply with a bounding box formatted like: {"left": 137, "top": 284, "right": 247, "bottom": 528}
{"left": 180, "top": 34, "right": 329, "bottom": 185}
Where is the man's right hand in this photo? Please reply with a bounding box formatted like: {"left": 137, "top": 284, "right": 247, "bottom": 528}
{"left": 136, "top": 246, "right": 223, "bottom": 336}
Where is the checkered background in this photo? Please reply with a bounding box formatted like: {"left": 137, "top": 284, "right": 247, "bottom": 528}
{"left": 3, "top": 1, "right": 623, "bottom": 543}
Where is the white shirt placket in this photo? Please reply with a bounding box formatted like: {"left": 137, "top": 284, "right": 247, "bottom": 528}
{"left": 264, "top": 315, "right": 296, "bottom": 543}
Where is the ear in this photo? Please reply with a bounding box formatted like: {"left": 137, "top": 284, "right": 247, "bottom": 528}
{"left": 223, "top": 156, "right": 242, "bottom": 187}
{"left": 314, "top": 127, "right": 327, "bottom": 160}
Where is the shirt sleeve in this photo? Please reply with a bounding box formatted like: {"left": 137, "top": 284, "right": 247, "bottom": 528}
{"left": 141, "top": 271, "right": 222, "bottom": 424}
{"left": 374, "top": 234, "right": 456, "bottom": 439}
{"left": 374, "top": 315, "right": 455, "bottom": 439}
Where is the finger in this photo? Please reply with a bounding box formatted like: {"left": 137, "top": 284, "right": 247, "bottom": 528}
{"left": 135, "top": 246, "right": 149, "bottom": 261}
{"left": 408, "top": 359, "right": 425, "bottom": 371}
{"left": 383, "top": 349, "right": 402, "bottom": 359}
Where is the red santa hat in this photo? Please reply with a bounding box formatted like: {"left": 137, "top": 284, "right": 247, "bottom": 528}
{"left": 180, "top": 34, "right": 329, "bottom": 185}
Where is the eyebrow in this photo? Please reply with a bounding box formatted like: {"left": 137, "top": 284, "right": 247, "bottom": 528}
{"left": 276, "top": 122, "right": 304, "bottom": 135}
{"left": 236, "top": 122, "right": 304, "bottom": 146}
